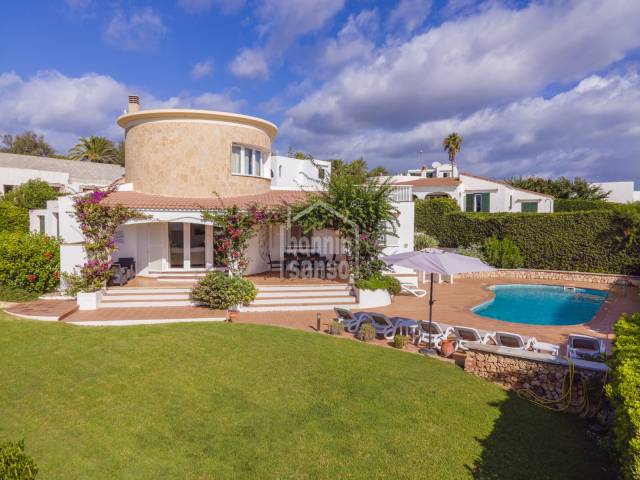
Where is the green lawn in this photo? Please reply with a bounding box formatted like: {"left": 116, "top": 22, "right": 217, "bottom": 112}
{"left": 0, "top": 313, "right": 611, "bottom": 479}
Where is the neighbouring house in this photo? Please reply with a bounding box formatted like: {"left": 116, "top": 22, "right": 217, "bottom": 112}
{"left": 384, "top": 162, "right": 554, "bottom": 213}
{"left": 32, "top": 96, "right": 414, "bottom": 285}
{"left": 592, "top": 181, "right": 640, "bottom": 203}
{"left": 0, "top": 151, "right": 123, "bottom": 195}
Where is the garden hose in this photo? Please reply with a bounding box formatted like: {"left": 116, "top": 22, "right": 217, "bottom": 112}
{"left": 516, "top": 356, "right": 589, "bottom": 413}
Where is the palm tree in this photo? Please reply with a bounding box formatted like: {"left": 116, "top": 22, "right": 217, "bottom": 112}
{"left": 442, "top": 132, "right": 463, "bottom": 178}
{"left": 68, "top": 136, "right": 119, "bottom": 164}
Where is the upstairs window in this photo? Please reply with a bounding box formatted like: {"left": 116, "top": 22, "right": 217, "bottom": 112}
{"left": 232, "top": 144, "right": 265, "bottom": 177}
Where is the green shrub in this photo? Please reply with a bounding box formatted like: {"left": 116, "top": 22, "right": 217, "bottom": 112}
{"left": 414, "top": 232, "right": 439, "bottom": 250}
{"left": 456, "top": 243, "right": 484, "bottom": 259}
{"left": 4, "top": 179, "right": 60, "bottom": 210}
{"left": 191, "top": 271, "right": 257, "bottom": 309}
{"left": 0, "top": 286, "right": 39, "bottom": 302}
{"left": 328, "top": 320, "right": 344, "bottom": 336}
{"left": 422, "top": 210, "right": 640, "bottom": 274}
{"left": 62, "top": 271, "right": 104, "bottom": 296}
{"left": 606, "top": 312, "right": 640, "bottom": 479}
{"left": 554, "top": 199, "right": 614, "bottom": 212}
{"left": 357, "top": 323, "right": 376, "bottom": 342}
{"left": 355, "top": 275, "right": 401, "bottom": 295}
{"left": 482, "top": 237, "right": 524, "bottom": 268}
{"left": 0, "top": 232, "right": 60, "bottom": 294}
{"left": 0, "top": 201, "right": 28, "bottom": 233}
{"left": 393, "top": 334, "right": 409, "bottom": 349}
{"left": 0, "top": 440, "right": 38, "bottom": 480}
{"left": 414, "top": 197, "right": 459, "bottom": 237}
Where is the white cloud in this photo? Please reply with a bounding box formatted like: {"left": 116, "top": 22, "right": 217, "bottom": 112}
{"left": 229, "top": 0, "right": 345, "bottom": 78}
{"left": 177, "top": 0, "right": 244, "bottom": 14}
{"left": 229, "top": 48, "right": 270, "bottom": 79}
{"left": 104, "top": 7, "right": 167, "bottom": 52}
{"left": 191, "top": 59, "right": 215, "bottom": 79}
{"left": 388, "top": 0, "right": 432, "bottom": 34}
{"left": 322, "top": 9, "right": 378, "bottom": 69}
{"left": 279, "top": 72, "right": 640, "bottom": 181}
{"left": 287, "top": 0, "right": 640, "bottom": 133}
{"left": 0, "top": 70, "right": 245, "bottom": 153}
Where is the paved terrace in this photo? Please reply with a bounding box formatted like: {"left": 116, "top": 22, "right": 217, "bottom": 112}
{"left": 4, "top": 277, "right": 637, "bottom": 351}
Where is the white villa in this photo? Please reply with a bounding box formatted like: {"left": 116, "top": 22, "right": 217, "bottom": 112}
{"left": 32, "top": 96, "right": 414, "bottom": 285}
{"left": 385, "top": 162, "right": 554, "bottom": 213}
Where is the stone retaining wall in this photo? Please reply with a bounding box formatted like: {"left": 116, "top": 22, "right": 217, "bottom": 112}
{"left": 458, "top": 268, "right": 640, "bottom": 285}
{"left": 465, "top": 348, "right": 607, "bottom": 412}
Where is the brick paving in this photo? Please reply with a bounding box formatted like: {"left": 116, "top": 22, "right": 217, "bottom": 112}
{"left": 4, "top": 277, "right": 638, "bottom": 354}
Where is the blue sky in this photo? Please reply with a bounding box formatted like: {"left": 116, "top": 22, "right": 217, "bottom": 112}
{"left": 1, "top": 0, "right": 639, "bottom": 182}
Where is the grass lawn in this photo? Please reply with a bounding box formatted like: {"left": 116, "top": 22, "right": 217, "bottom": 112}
{"left": 0, "top": 313, "right": 612, "bottom": 479}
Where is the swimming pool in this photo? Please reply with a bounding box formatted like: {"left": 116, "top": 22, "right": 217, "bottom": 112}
{"left": 471, "top": 284, "right": 608, "bottom": 326}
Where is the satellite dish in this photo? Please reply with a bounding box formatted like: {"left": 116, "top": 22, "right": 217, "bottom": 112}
{"left": 432, "top": 161, "right": 442, "bottom": 168}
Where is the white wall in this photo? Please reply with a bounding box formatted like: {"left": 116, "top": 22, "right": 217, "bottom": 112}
{"left": 0, "top": 166, "right": 69, "bottom": 194}
{"left": 593, "top": 181, "right": 636, "bottom": 203}
{"left": 270, "top": 156, "right": 331, "bottom": 190}
{"left": 383, "top": 200, "right": 414, "bottom": 255}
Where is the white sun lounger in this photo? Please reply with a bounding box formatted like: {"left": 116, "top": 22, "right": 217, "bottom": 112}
{"left": 334, "top": 307, "right": 372, "bottom": 333}
{"left": 493, "top": 331, "right": 559, "bottom": 356}
{"left": 453, "top": 325, "right": 494, "bottom": 349}
{"left": 414, "top": 320, "right": 455, "bottom": 349}
{"left": 567, "top": 334, "right": 605, "bottom": 360}
{"left": 369, "top": 312, "right": 404, "bottom": 340}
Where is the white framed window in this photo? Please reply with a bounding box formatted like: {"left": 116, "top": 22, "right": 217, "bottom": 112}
{"left": 278, "top": 165, "right": 283, "bottom": 177}
{"left": 232, "top": 144, "right": 265, "bottom": 177}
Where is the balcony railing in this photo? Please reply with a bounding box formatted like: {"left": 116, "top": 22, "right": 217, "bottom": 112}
{"left": 389, "top": 185, "right": 413, "bottom": 202}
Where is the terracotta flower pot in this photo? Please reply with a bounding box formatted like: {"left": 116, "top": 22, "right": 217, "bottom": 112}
{"left": 440, "top": 339, "right": 456, "bottom": 358}
{"left": 228, "top": 310, "right": 238, "bottom": 322}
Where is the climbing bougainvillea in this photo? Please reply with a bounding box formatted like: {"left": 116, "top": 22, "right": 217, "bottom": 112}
{"left": 202, "top": 204, "right": 283, "bottom": 277}
{"left": 63, "top": 184, "right": 148, "bottom": 294}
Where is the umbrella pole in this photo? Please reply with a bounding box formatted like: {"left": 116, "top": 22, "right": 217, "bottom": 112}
{"left": 421, "top": 272, "right": 437, "bottom": 356}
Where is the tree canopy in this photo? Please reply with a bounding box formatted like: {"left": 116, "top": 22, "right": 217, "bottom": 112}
{"left": 505, "top": 176, "right": 609, "bottom": 200}
{"left": 1, "top": 131, "right": 57, "bottom": 157}
{"left": 68, "top": 136, "right": 122, "bottom": 165}
{"left": 4, "top": 179, "right": 61, "bottom": 210}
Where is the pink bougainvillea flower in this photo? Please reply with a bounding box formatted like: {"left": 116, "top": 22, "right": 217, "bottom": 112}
{"left": 27, "top": 274, "right": 37, "bottom": 282}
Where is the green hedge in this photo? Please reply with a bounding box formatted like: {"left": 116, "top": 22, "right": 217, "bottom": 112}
{"left": 554, "top": 199, "right": 615, "bottom": 212}
{"left": 356, "top": 275, "right": 401, "bottom": 295}
{"left": 0, "top": 232, "right": 60, "bottom": 293}
{"left": 0, "top": 201, "right": 29, "bottom": 233}
{"left": 418, "top": 210, "right": 640, "bottom": 274}
{"left": 414, "top": 197, "right": 459, "bottom": 238}
{"left": 607, "top": 313, "right": 640, "bottom": 479}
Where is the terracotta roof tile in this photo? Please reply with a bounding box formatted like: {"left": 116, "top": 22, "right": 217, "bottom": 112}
{"left": 394, "top": 177, "right": 461, "bottom": 187}
{"left": 102, "top": 190, "right": 313, "bottom": 210}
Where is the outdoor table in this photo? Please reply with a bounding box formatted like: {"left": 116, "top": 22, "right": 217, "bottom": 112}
{"left": 395, "top": 318, "right": 418, "bottom": 339}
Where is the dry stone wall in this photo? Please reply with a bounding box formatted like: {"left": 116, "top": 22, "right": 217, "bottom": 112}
{"left": 465, "top": 348, "right": 607, "bottom": 412}
{"left": 458, "top": 268, "right": 640, "bottom": 285}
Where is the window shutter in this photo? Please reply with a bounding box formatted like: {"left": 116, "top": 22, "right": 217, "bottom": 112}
{"left": 465, "top": 194, "right": 474, "bottom": 212}
{"left": 481, "top": 193, "right": 490, "bottom": 212}
{"left": 522, "top": 202, "right": 538, "bottom": 213}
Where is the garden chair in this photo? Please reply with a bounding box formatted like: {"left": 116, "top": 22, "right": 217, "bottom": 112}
{"left": 108, "top": 264, "right": 129, "bottom": 286}
{"left": 567, "top": 334, "right": 605, "bottom": 361}
{"left": 453, "top": 326, "right": 494, "bottom": 349}
{"left": 414, "top": 320, "right": 455, "bottom": 349}
{"left": 334, "top": 307, "right": 372, "bottom": 333}
{"left": 369, "top": 312, "right": 404, "bottom": 340}
{"left": 267, "top": 253, "right": 282, "bottom": 274}
{"left": 116, "top": 257, "right": 136, "bottom": 280}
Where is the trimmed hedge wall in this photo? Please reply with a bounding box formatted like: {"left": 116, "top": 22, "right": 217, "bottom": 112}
{"left": 0, "top": 200, "right": 29, "bottom": 233}
{"left": 0, "top": 232, "right": 60, "bottom": 293}
{"left": 414, "top": 197, "right": 459, "bottom": 237}
{"left": 418, "top": 210, "right": 640, "bottom": 274}
{"left": 554, "top": 199, "right": 616, "bottom": 212}
{"left": 607, "top": 312, "right": 640, "bottom": 479}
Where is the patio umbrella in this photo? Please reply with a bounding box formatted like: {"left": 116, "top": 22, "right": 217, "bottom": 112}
{"left": 382, "top": 249, "right": 494, "bottom": 354}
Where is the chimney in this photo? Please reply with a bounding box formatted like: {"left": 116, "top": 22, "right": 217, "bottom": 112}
{"left": 127, "top": 95, "right": 140, "bottom": 113}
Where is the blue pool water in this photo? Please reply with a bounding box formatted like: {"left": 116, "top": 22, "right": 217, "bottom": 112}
{"left": 472, "top": 284, "right": 608, "bottom": 326}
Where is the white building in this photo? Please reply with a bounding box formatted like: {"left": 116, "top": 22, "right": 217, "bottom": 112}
{"left": 31, "top": 98, "right": 414, "bottom": 285}
{"left": 592, "top": 181, "right": 640, "bottom": 203}
{"left": 0, "top": 152, "right": 123, "bottom": 195}
{"left": 386, "top": 163, "right": 553, "bottom": 213}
